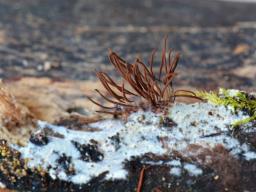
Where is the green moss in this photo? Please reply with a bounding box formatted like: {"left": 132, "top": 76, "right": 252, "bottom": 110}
{"left": 232, "top": 116, "right": 256, "bottom": 128}
{"left": 197, "top": 88, "right": 256, "bottom": 128}
{"left": 196, "top": 91, "right": 224, "bottom": 106}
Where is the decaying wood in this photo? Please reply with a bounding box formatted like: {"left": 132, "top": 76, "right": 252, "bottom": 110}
{"left": 0, "top": 81, "right": 35, "bottom": 145}
{"left": 0, "top": 78, "right": 104, "bottom": 144}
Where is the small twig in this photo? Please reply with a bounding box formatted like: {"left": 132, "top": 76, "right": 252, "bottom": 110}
{"left": 136, "top": 166, "right": 148, "bottom": 192}
{"left": 200, "top": 131, "right": 227, "bottom": 138}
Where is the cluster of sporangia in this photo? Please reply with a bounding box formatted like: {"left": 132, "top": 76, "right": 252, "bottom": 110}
{"left": 88, "top": 38, "right": 202, "bottom": 117}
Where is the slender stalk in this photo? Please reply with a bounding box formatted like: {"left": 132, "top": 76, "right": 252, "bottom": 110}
{"left": 89, "top": 37, "right": 201, "bottom": 116}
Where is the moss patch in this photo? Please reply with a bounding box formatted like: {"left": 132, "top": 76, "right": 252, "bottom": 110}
{"left": 197, "top": 88, "right": 256, "bottom": 128}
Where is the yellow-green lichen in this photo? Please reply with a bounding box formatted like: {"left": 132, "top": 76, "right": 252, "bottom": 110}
{"left": 197, "top": 88, "right": 256, "bottom": 128}
{"left": 0, "top": 139, "right": 49, "bottom": 184}
{"left": 0, "top": 140, "right": 29, "bottom": 182}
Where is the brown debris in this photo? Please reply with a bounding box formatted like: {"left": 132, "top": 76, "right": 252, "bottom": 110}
{"left": 185, "top": 144, "right": 241, "bottom": 191}
{"left": 0, "top": 81, "right": 34, "bottom": 130}
{"left": 0, "top": 82, "right": 35, "bottom": 145}
{"left": 233, "top": 44, "right": 250, "bottom": 55}
{"left": 55, "top": 114, "right": 102, "bottom": 131}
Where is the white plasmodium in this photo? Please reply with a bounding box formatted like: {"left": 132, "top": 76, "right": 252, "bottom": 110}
{"left": 16, "top": 102, "right": 256, "bottom": 184}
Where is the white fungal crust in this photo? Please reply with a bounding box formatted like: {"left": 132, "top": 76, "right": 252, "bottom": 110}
{"left": 16, "top": 102, "right": 256, "bottom": 184}
{"left": 183, "top": 163, "right": 203, "bottom": 176}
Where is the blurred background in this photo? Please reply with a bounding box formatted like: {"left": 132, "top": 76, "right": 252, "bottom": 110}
{"left": 0, "top": 0, "right": 255, "bottom": 91}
